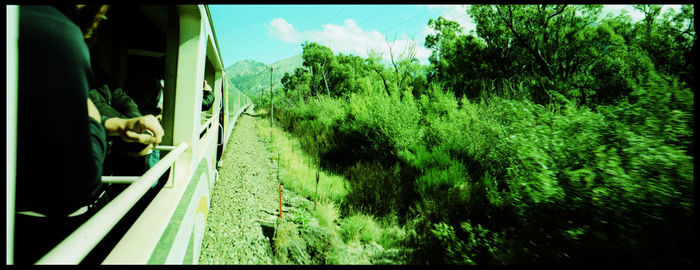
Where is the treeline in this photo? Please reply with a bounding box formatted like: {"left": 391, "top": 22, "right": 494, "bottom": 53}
{"left": 264, "top": 5, "right": 694, "bottom": 264}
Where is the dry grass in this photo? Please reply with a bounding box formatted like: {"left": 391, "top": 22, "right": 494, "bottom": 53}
{"left": 255, "top": 117, "right": 347, "bottom": 203}
{"left": 312, "top": 199, "right": 340, "bottom": 230}
{"left": 339, "top": 213, "right": 382, "bottom": 244}
{"left": 253, "top": 113, "right": 406, "bottom": 264}
{"left": 273, "top": 221, "right": 310, "bottom": 264}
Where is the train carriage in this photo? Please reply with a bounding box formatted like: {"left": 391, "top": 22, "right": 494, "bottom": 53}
{"left": 6, "top": 5, "right": 251, "bottom": 264}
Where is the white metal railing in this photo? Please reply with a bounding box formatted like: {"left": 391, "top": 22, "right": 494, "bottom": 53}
{"left": 155, "top": 145, "right": 177, "bottom": 151}
{"left": 36, "top": 142, "right": 188, "bottom": 264}
{"left": 7, "top": 5, "right": 19, "bottom": 265}
{"left": 199, "top": 111, "right": 218, "bottom": 135}
{"left": 101, "top": 176, "right": 139, "bottom": 184}
{"left": 100, "top": 145, "right": 180, "bottom": 184}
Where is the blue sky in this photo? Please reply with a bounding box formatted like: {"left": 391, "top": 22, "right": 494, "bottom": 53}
{"left": 210, "top": 5, "right": 682, "bottom": 67}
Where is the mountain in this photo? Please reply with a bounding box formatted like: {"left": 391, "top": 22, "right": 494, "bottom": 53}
{"left": 225, "top": 54, "right": 303, "bottom": 95}
{"left": 225, "top": 59, "right": 267, "bottom": 77}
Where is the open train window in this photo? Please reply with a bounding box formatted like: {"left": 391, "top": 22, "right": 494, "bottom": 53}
{"left": 90, "top": 6, "right": 167, "bottom": 119}
{"left": 78, "top": 6, "right": 172, "bottom": 263}
{"left": 202, "top": 57, "right": 216, "bottom": 118}
{"left": 200, "top": 37, "right": 221, "bottom": 139}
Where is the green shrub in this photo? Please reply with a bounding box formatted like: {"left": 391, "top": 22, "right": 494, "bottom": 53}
{"left": 431, "top": 221, "right": 509, "bottom": 265}
{"left": 343, "top": 89, "right": 423, "bottom": 161}
{"left": 312, "top": 200, "right": 340, "bottom": 230}
{"left": 339, "top": 213, "right": 382, "bottom": 245}
{"left": 298, "top": 220, "right": 341, "bottom": 265}
{"left": 344, "top": 161, "right": 405, "bottom": 217}
{"left": 271, "top": 27, "right": 694, "bottom": 264}
{"left": 274, "top": 221, "right": 310, "bottom": 264}
{"left": 377, "top": 224, "right": 406, "bottom": 250}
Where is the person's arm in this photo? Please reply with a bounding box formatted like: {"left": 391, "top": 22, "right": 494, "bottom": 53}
{"left": 202, "top": 91, "right": 215, "bottom": 111}
{"left": 202, "top": 80, "right": 215, "bottom": 111}
{"left": 110, "top": 87, "right": 143, "bottom": 118}
{"left": 103, "top": 115, "right": 164, "bottom": 147}
{"left": 88, "top": 97, "right": 101, "bottom": 122}
{"left": 89, "top": 87, "right": 125, "bottom": 119}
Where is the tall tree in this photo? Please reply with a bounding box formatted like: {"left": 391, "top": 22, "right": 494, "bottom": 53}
{"left": 302, "top": 42, "right": 335, "bottom": 97}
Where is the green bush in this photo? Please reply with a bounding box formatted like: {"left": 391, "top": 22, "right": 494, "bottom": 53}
{"left": 431, "top": 221, "right": 509, "bottom": 265}
{"left": 312, "top": 200, "right": 340, "bottom": 230}
{"left": 339, "top": 213, "right": 382, "bottom": 244}
{"left": 344, "top": 161, "right": 404, "bottom": 217}
{"left": 274, "top": 221, "right": 311, "bottom": 264}
{"left": 270, "top": 15, "right": 694, "bottom": 263}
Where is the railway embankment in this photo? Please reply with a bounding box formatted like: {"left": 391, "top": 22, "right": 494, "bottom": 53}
{"left": 199, "top": 114, "right": 281, "bottom": 264}
{"left": 200, "top": 111, "right": 405, "bottom": 265}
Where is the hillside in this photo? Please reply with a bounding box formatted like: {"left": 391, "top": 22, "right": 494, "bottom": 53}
{"left": 225, "top": 54, "right": 303, "bottom": 95}
{"left": 226, "top": 59, "right": 268, "bottom": 77}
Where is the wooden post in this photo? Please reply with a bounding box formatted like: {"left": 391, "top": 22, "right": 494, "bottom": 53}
{"left": 270, "top": 67, "right": 274, "bottom": 128}
{"left": 314, "top": 161, "right": 319, "bottom": 210}
{"left": 278, "top": 153, "right": 282, "bottom": 218}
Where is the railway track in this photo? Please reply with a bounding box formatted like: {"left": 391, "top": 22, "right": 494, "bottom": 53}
{"left": 199, "top": 114, "right": 280, "bottom": 264}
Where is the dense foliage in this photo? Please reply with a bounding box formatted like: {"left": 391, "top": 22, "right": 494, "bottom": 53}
{"left": 264, "top": 4, "right": 695, "bottom": 264}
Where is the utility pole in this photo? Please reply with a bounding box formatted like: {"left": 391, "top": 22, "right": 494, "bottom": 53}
{"left": 270, "top": 66, "right": 274, "bottom": 128}
{"left": 314, "top": 158, "right": 320, "bottom": 210}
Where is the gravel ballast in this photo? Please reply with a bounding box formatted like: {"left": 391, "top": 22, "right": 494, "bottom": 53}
{"left": 199, "top": 114, "right": 282, "bottom": 264}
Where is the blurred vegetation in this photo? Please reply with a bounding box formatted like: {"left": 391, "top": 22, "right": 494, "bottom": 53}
{"left": 259, "top": 4, "right": 694, "bottom": 265}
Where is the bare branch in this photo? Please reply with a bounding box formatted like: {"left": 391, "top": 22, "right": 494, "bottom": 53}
{"left": 545, "top": 5, "right": 567, "bottom": 27}
{"left": 498, "top": 5, "right": 555, "bottom": 78}
{"left": 320, "top": 59, "right": 331, "bottom": 97}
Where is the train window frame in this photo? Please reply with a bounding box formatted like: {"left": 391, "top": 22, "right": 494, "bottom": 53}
{"left": 90, "top": 5, "right": 168, "bottom": 178}
{"left": 19, "top": 5, "right": 252, "bottom": 264}
{"left": 198, "top": 33, "right": 222, "bottom": 139}
{"left": 26, "top": 5, "right": 187, "bottom": 264}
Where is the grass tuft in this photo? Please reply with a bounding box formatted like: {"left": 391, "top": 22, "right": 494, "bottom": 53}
{"left": 273, "top": 221, "right": 310, "bottom": 264}
{"left": 255, "top": 117, "right": 348, "bottom": 203}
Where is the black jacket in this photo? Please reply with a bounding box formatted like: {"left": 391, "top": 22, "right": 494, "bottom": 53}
{"left": 17, "top": 5, "right": 106, "bottom": 216}
{"left": 89, "top": 84, "right": 142, "bottom": 119}
{"left": 202, "top": 90, "right": 215, "bottom": 111}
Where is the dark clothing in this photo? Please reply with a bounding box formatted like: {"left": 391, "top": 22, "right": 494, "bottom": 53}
{"left": 17, "top": 5, "right": 105, "bottom": 217}
{"left": 124, "top": 76, "right": 163, "bottom": 116}
{"left": 16, "top": 5, "right": 107, "bottom": 263}
{"left": 89, "top": 83, "right": 147, "bottom": 177}
{"left": 202, "top": 90, "right": 215, "bottom": 111}
{"left": 14, "top": 174, "right": 110, "bottom": 265}
{"left": 89, "top": 83, "right": 142, "bottom": 119}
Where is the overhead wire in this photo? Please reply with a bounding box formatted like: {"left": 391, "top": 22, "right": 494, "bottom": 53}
{"left": 323, "top": 5, "right": 349, "bottom": 24}
{"left": 358, "top": 5, "right": 391, "bottom": 25}
{"left": 382, "top": 8, "right": 431, "bottom": 34}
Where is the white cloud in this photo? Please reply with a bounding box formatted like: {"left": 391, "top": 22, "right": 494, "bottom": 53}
{"left": 307, "top": 19, "right": 391, "bottom": 59}
{"left": 267, "top": 18, "right": 301, "bottom": 43}
{"left": 268, "top": 18, "right": 431, "bottom": 63}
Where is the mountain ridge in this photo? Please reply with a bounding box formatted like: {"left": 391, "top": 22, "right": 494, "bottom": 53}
{"left": 225, "top": 54, "right": 303, "bottom": 95}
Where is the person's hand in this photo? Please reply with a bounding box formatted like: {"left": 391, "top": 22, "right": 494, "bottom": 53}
{"left": 203, "top": 80, "right": 212, "bottom": 92}
{"left": 87, "top": 98, "right": 101, "bottom": 122}
{"left": 104, "top": 115, "right": 164, "bottom": 147}
{"left": 122, "top": 115, "right": 164, "bottom": 147}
